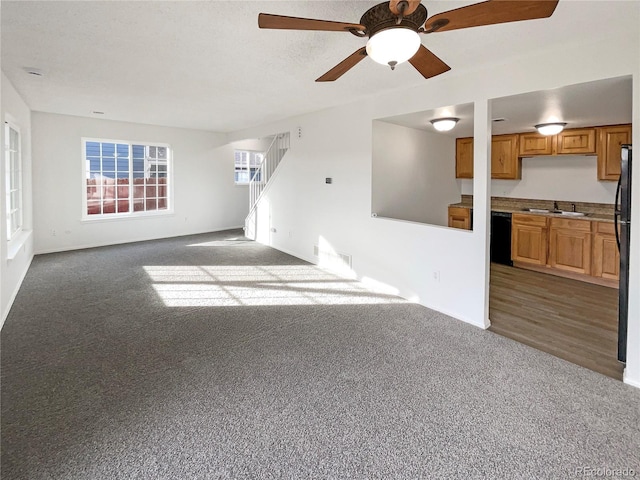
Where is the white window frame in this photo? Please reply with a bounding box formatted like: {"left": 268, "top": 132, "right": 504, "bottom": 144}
{"left": 234, "top": 150, "right": 264, "bottom": 185}
{"left": 81, "top": 137, "right": 173, "bottom": 221}
{"left": 5, "top": 119, "right": 23, "bottom": 241}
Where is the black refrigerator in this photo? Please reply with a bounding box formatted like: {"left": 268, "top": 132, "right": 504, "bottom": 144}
{"left": 615, "top": 144, "right": 632, "bottom": 363}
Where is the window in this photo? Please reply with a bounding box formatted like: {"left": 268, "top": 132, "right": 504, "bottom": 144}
{"left": 234, "top": 150, "right": 264, "bottom": 184}
{"left": 83, "top": 139, "right": 171, "bottom": 218}
{"left": 5, "top": 121, "right": 22, "bottom": 241}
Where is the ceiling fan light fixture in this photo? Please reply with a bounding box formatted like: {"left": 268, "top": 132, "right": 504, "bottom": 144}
{"left": 365, "top": 28, "right": 421, "bottom": 68}
{"left": 430, "top": 117, "right": 459, "bottom": 132}
{"left": 535, "top": 122, "right": 567, "bottom": 136}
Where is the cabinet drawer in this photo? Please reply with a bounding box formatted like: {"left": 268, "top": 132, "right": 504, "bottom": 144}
{"left": 595, "top": 221, "right": 616, "bottom": 235}
{"left": 448, "top": 206, "right": 471, "bottom": 230}
{"left": 512, "top": 213, "right": 548, "bottom": 227}
{"left": 449, "top": 207, "right": 470, "bottom": 217}
{"left": 550, "top": 217, "right": 592, "bottom": 232}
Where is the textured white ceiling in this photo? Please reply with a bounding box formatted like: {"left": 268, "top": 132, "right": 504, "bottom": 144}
{"left": 1, "top": 1, "right": 637, "bottom": 133}
{"left": 378, "top": 76, "right": 633, "bottom": 137}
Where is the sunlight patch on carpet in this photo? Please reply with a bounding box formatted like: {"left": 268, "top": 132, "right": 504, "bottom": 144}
{"left": 144, "top": 265, "right": 407, "bottom": 307}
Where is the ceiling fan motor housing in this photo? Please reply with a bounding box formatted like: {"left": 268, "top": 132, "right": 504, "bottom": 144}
{"left": 357, "top": 1, "right": 428, "bottom": 38}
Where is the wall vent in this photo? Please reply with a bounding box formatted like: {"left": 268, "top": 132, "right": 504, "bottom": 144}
{"left": 313, "top": 245, "right": 352, "bottom": 272}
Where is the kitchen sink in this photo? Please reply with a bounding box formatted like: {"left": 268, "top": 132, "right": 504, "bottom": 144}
{"left": 555, "top": 211, "right": 587, "bottom": 217}
{"left": 523, "top": 208, "right": 550, "bottom": 213}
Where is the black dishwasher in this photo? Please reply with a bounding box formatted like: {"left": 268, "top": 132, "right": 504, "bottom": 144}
{"left": 490, "top": 211, "right": 513, "bottom": 266}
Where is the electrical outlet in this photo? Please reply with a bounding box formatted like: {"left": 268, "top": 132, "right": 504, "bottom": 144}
{"left": 433, "top": 271, "right": 440, "bottom": 283}
{"left": 51, "top": 229, "right": 56, "bottom": 236}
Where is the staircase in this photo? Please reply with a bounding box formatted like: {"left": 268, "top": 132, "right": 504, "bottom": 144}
{"left": 244, "top": 132, "right": 290, "bottom": 240}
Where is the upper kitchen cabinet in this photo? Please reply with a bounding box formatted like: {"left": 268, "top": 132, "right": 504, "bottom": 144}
{"left": 491, "top": 134, "right": 521, "bottom": 179}
{"left": 519, "top": 132, "right": 554, "bottom": 156}
{"left": 597, "top": 124, "right": 632, "bottom": 181}
{"left": 456, "top": 137, "right": 474, "bottom": 178}
{"left": 555, "top": 128, "right": 597, "bottom": 155}
{"left": 455, "top": 135, "right": 521, "bottom": 180}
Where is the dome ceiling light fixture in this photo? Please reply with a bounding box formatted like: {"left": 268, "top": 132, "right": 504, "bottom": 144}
{"left": 258, "top": 0, "right": 560, "bottom": 82}
{"left": 535, "top": 122, "right": 567, "bottom": 136}
{"left": 366, "top": 27, "right": 422, "bottom": 70}
{"left": 430, "top": 117, "right": 459, "bottom": 132}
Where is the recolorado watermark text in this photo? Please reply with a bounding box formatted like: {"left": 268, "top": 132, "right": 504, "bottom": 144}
{"left": 575, "top": 466, "right": 636, "bottom": 477}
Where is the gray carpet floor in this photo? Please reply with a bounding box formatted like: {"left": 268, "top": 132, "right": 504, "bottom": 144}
{"left": 1, "top": 229, "right": 639, "bottom": 479}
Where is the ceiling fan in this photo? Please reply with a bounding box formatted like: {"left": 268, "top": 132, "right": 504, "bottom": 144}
{"left": 258, "top": 0, "right": 559, "bottom": 82}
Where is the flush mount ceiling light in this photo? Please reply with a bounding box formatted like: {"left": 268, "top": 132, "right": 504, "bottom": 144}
{"left": 430, "top": 117, "right": 459, "bottom": 132}
{"left": 366, "top": 28, "right": 421, "bottom": 69}
{"left": 535, "top": 122, "right": 567, "bottom": 136}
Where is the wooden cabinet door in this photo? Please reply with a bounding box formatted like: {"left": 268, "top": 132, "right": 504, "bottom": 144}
{"left": 456, "top": 137, "right": 474, "bottom": 178}
{"left": 548, "top": 218, "right": 592, "bottom": 274}
{"left": 511, "top": 214, "right": 548, "bottom": 265}
{"left": 592, "top": 222, "right": 620, "bottom": 280}
{"left": 448, "top": 206, "right": 471, "bottom": 230}
{"left": 597, "top": 124, "right": 632, "bottom": 181}
{"left": 491, "top": 134, "right": 520, "bottom": 179}
{"left": 556, "top": 128, "right": 596, "bottom": 155}
{"left": 519, "top": 132, "right": 554, "bottom": 156}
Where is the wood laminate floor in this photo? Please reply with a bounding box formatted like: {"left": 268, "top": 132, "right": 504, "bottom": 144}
{"left": 489, "top": 263, "right": 623, "bottom": 380}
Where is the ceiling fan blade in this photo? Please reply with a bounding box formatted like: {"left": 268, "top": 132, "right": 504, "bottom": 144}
{"left": 408, "top": 45, "right": 451, "bottom": 79}
{"left": 258, "top": 13, "right": 365, "bottom": 32}
{"left": 424, "top": 0, "right": 559, "bottom": 33}
{"left": 389, "top": 0, "right": 422, "bottom": 16}
{"left": 316, "top": 47, "right": 368, "bottom": 82}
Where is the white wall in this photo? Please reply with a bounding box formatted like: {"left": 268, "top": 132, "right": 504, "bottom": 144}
{"left": 372, "top": 121, "right": 461, "bottom": 226}
{"left": 229, "top": 23, "right": 640, "bottom": 387}
{"left": 32, "top": 113, "right": 245, "bottom": 253}
{"left": 1, "top": 73, "right": 34, "bottom": 327}
{"left": 461, "top": 155, "right": 618, "bottom": 203}
{"left": 231, "top": 137, "right": 274, "bottom": 153}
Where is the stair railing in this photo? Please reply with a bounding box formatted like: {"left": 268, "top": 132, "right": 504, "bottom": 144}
{"left": 248, "top": 132, "right": 290, "bottom": 211}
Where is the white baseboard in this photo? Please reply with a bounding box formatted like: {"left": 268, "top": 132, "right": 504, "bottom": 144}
{"left": 1, "top": 253, "right": 34, "bottom": 330}
{"left": 256, "top": 240, "right": 489, "bottom": 331}
{"left": 623, "top": 370, "right": 640, "bottom": 389}
{"left": 34, "top": 226, "right": 244, "bottom": 255}
{"left": 424, "top": 304, "right": 490, "bottom": 329}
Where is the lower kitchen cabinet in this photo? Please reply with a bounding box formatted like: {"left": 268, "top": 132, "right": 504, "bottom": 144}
{"left": 511, "top": 214, "right": 548, "bottom": 266}
{"left": 448, "top": 206, "right": 471, "bottom": 230}
{"left": 511, "top": 214, "right": 618, "bottom": 287}
{"left": 592, "top": 222, "right": 620, "bottom": 281}
{"left": 548, "top": 218, "right": 592, "bottom": 275}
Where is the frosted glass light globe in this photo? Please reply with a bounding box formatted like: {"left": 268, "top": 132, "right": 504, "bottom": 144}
{"left": 431, "top": 118, "right": 459, "bottom": 132}
{"left": 535, "top": 123, "right": 567, "bottom": 136}
{"left": 366, "top": 28, "right": 421, "bottom": 68}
